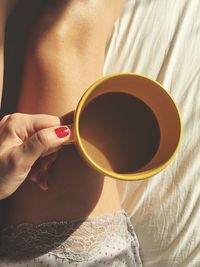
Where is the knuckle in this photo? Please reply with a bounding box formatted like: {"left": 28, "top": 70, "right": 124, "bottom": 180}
{"left": 0, "top": 115, "right": 12, "bottom": 134}
{"left": 4, "top": 113, "right": 24, "bottom": 135}
{"left": 8, "top": 113, "right": 19, "bottom": 121}
{"left": 8, "top": 113, "right": 24, "bottom": 123}
{"left": 34, "top": 131, "right": 49, "bottom": 152}
{"left": 0, "top": 114, "right": 10, "bottom": 124}
{"left": 4, "top": 114, "right": 18, "bottom": 129}
{"left": 4, "top": 122, "right": 15, "bottom": 136}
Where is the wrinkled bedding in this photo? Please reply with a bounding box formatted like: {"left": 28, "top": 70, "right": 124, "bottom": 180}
{"left": 104, "top": 1, "right": 200, "bottom": 266}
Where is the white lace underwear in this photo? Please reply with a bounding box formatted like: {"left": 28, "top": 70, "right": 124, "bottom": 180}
{"left": 0, "top": 210, "right": 142, "bottom": 266}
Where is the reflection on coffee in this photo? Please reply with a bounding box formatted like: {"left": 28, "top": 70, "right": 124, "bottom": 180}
{"left": 79, "top": 92, "right": 160, "bottom": 174}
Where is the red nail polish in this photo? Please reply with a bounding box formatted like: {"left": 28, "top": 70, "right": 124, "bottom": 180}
{"left": 54, "top": 126, "right": 70, "bottom": 138}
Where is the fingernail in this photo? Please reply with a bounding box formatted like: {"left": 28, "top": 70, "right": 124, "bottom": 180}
{"left": 29, "top": 161, "right": 43, "bottom": 182}
{"left": 29, "top": 174, "right": 38, "bottom": 182}
{"left": 44, "top": 153, "right": 58, "bottom": 168}
{"left": 29, "top": 168, "right": 43, "bottom": 182}
{"left": 39, "top": 173, "right": 49, "bottom": 191}
{"left": 54, "top": 126, "right": 70, "bottom": 138}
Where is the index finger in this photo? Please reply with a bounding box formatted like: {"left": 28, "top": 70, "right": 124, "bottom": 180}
{"left": 0, "top": 113, "right": 62, "bottom": 148}
{"left": 22, "top": 114, "right": 62, "bottom": 134}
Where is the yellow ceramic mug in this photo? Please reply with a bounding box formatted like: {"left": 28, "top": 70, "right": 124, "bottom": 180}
{"left": 65, "top": 73, "right": 182, "bottom": 181}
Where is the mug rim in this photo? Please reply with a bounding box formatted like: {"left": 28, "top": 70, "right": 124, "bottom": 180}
{"left": 74, "top": 72, "right": 182, "bottom": 181}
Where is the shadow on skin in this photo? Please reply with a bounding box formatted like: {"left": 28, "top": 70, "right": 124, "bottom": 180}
{"left": 1, "top": 110, "right": 105, "bottom": 260}
{"left": 1, "top": 0, "right": 72, "bottom": 118}
{"left": 1, "top": 0, "right": 41, "bottom": 117}
{"left": 0, "top": 0, "right": 127, "bottom": 260}
{"left": 0, "top": 144, "right": 104, "bottom": 261}
{"left": 0, "top": 2, "right": 105, "bottom": 260}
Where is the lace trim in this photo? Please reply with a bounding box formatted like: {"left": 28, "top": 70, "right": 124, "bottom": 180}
{"left": 0, "top": 209, "right": 136, "bottom": 262}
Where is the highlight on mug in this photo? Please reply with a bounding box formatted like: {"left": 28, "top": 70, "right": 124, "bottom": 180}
{"left": 64, "top": 73, "right": 182, "bottom": 181}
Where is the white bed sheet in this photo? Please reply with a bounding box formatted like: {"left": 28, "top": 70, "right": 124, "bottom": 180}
{"left": 104, "top": 1, "right": 200, "bottom": 266}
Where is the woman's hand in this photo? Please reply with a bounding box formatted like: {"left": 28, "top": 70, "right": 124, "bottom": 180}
{"left": 0, "top": 113, "right": 71, "bottom": 200}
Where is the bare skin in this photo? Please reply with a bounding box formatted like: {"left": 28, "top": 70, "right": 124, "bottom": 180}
{"left": 2, "top": 0, "right": 124, "bottom": 226}
{"left": 0, "top": 2, "right": 7, "bottom": 106}
{"left": 0, "top": 1, "right": 7, "bottom": 225}
{"left": 0, "top": 0, "right": 21, "bottom": 225}
{"left": 0, "top": 0, "right": 17, "bottom": 105}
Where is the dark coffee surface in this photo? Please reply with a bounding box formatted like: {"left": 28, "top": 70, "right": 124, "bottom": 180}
{"left": 79, "top": 92, "right": 160, "bottom": 173}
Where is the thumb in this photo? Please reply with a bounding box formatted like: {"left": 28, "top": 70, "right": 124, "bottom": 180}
{"left": 18, "top": 126, "right": 71, "bottom": 166}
